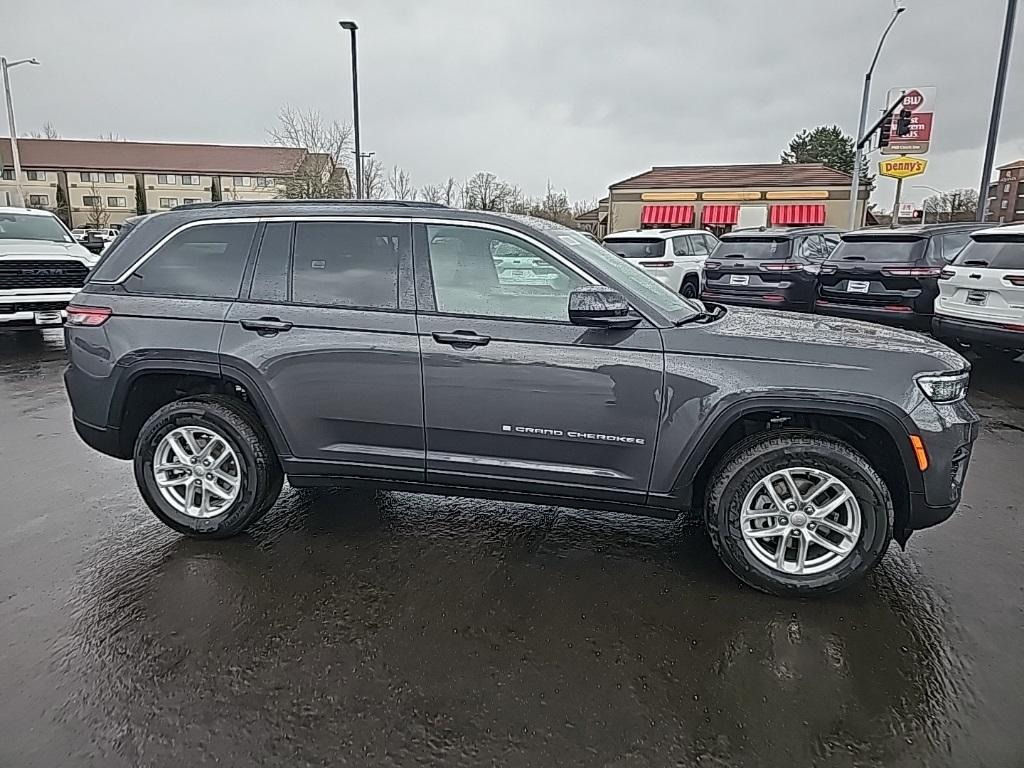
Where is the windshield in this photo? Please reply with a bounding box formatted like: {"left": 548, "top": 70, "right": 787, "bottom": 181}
{"left": 0, "top": 212, "right": 75, "bottom": 244}
{"left": 556, "top": 232, "right": 701, "bottom": 320}
{"left": 604, "top": 238, "right": 666, "bottom": 260}
{"left": 829, "top": 237, "right": 926, "bottom": 263}
{"left": 712, "top": 237, "right": 791, "bottom": 260}
{"left": 953, "top": 236, "right": 1024, "bottom": 269}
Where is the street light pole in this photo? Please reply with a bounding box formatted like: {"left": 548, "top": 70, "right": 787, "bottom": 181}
{"left": 849, "top": 5, "right": 906, "bottom": 231}
{"left": 976, "top": 0, "right": 1018, "bottom": 221}
{"left": 913, "top": 184, "right": 944, "bottom": 223}
{"left": 1, "top": 55, "right": 40, "bottom": 208}
{"left": 339, "top": 21, "right": 362, "bottom": 199}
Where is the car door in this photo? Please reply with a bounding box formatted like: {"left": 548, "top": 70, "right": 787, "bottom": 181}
{"left": 414, "top": 221, "right": 664, "bottom": 504}
{"left": 220, "top": 218, "right": 424, "bottom": 481}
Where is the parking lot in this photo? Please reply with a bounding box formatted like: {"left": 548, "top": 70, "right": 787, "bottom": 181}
{"left": 1, "top": 328, "right": 1022, "bottom": 767}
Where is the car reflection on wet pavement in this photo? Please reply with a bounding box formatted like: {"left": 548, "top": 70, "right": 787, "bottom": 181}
{"left": 2, "top": 330, "right": 1023, "bottom": 767}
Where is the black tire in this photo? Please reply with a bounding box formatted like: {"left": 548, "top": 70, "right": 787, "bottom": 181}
{"left": 705, "top": 429, "right": 893, "bottom": 597}
{"left": 133, "top": 395, "right": 283, "bottom": 538}
{"left": 680, "top": 277, "right": 700, "bottom": 299}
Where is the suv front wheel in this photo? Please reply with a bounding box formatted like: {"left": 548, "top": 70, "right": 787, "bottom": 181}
{"left": 133, "top": 395, "right": 283, "bottom": 538}
{"left": 705, "top": 429, "right": 893, "bottom": 596}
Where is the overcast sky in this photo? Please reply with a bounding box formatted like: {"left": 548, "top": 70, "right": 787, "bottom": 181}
{"left": 4, "top": 0, "right": 1023, "bottom": 208}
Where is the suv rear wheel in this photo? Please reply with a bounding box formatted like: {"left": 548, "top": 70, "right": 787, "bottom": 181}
{"left": 705, "top": 429, "right": 893, "bottom": 597}
{"left": 133, "top": 395, "right": 283, "bottom": 538}
{"left": 680, "top": 275, "right": 700, "bottom": 299}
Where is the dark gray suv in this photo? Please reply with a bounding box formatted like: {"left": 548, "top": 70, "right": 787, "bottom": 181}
{"left": 63, "top": 201, "right": 979, "bottom": 596}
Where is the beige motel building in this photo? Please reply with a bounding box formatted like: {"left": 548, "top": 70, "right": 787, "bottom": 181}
{"left": 577, "top": 163, "right": 869, "bottom": 238}
{"left": 1, "top": 138, "right": 342, "bottom": 228}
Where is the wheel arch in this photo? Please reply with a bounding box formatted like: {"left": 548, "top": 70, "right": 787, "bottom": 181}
{"left": 668, "top": 395, "right": 922, "bottom": 535}
{"left": 108, "top": 359, "right": 290, "bottom": 459}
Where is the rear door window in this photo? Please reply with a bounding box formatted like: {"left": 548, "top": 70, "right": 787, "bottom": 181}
{"left": 123, "top": 222, "right": 256, "bottom": 298}
{"left": 953, "top": 236, "right": 1024, "bottom": 269}
{"left": 291, "top": 221, "right": 407, "bottom": 310}
{"left": 687, "top": 235, "right": 711, "bottom": 257}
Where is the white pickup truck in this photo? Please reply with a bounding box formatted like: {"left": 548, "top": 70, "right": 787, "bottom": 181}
{"left": 0, "top": 207, "right": 99, "bottom": 330}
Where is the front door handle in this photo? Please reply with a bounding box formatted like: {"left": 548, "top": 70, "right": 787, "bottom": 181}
{"left": 240, "top": 317, "right": 293, "bottom": 336}
{"left": 432, "top": 331, "right": 491, "bottom": 348}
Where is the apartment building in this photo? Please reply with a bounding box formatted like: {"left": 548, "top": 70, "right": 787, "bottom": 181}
{"left": 0, "top": 138, "right": 340, "bottom": 227}
{"left": 987, "top": 160, "right": 1024, "bottom": 224}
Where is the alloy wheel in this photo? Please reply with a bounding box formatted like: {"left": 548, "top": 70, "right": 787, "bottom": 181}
{"left": 153, "top": 426, "right": 242, "bottom": 518}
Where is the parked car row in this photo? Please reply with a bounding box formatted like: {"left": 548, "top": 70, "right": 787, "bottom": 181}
{"left": 71, "top": 225, "right": 120, "bottom": 254}
{"left": 602, "top": 221, "right": 1022, "bottom": 360}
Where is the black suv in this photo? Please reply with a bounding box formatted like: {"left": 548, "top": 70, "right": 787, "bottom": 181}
{"left": 815, "top": 223, "right": 988, "bottom": 330}
{"left": 701, "top": 227, "right": 842, "bottom": 312}
{"left": 63, "top": 201, "right": 978, "bottom": 596}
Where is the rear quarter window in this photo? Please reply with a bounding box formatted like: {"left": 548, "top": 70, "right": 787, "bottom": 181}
{"left": 121, "top": 222, "right": 256, "bottom": 299}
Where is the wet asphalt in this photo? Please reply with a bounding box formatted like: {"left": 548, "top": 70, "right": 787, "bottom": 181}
{"left": 1, "top": 330, "right": 1022, "bottom": 768}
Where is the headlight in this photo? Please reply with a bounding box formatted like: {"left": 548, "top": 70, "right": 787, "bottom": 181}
{"left": 917, "top": 371, "right": 969, "bottom": 403}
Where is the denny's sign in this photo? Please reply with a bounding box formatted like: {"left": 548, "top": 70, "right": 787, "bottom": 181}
{"left": 878, "top": 156, "right": 928, "bottom": 180}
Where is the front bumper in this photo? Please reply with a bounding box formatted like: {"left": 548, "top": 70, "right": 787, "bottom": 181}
{"left": 932, "top": 314, "right": 1024, "bottom": 351}
{"left": 0, "top": 295, "right": 71, "bottom": 328}
{"left": 904, "top": 396, "right": 979, "bottom": 532}
{"left": 703, "top": 286, "right": 812, "bottom": 311}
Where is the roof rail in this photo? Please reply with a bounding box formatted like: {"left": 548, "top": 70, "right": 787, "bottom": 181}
{"left": 173, "top": 199, "right": 448, "bottom": 211}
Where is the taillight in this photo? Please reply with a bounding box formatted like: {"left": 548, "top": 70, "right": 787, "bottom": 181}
{"left": 938, "top": 268, "right": 956, "bottom": 280}
{"left": 880, "top": 266, "right": 943, "bottom": 278}
{"left": 760, "top": 262, "right": 803, "bottom": 272}
{"left": 639, "top": 260, "right": 674, "bottom": 268}
{"left": 1004, "top": 275, "right": 1024, "bottom": 287}
{"left": 819, "top": 264, "right": 838, "bottom": 274}
{"left": 65, "top": 305, "right": 112, "bottom": 326}
{"left": 1003, "top": 323, "right": 1024, "bottom": 332}
{"left": 704, "top": 261, "right": 721, "bottom": 270}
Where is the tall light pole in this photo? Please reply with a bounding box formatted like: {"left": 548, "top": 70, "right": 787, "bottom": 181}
{"left": 913, "top": 184, "right": 944, "bottom": 222}
{"left": 339, "top": 21, "right": 362, "bottom": 199}
{"left": 976, "top": 0, "right": 1018, "bottom": 221}
{"left": 849, "top": 5, "right": 906, "bottom": 230}
{"left": 1, "top": 55, "right": 40, "bottom": 207}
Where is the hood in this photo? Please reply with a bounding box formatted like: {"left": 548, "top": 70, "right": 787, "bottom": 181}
{"left": 0, "top": 238, "right": 96, "bottom": 263}
{"left": 669, "top": 305, "right": 967, "bottom": 372}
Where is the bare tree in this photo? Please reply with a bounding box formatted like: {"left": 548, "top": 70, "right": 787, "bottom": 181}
{"left": 419, "top": 183, "right": 444, "bottom": 203}
{"left": 98, "top": 131, "right": 126, "bottom": 141}
{"left": 528, "top": 182, "right": 575, "bottom": 226}
{"left": 268, "top": 105, "right": 353, "bottom": 199}
{"left": 360, "top": 156, "right": 386, "bottom": 199}
{"left": 26, "top": 121, "right": 60, "bottom": 139}
{"left": 462, "top": 171, "right": 516, "bottom": 211}
{"left": 387, "top": 165, "right": 416, "bottom": 200}
{"left": 923, "top": 188, "right": 978, "bottom": 222}
{"left": 442, "top": 176, "right": 460, "bottom": 207}
{"left": 572, "top": 198, "right": 599, "bottom": 219}
{"left": 85, "top": 184, "right": 109, "bottom": 229}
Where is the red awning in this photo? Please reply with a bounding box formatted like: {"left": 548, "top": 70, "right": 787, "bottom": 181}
{"left": 701, "top": 205, "right": 739, "bottom": 225}
{"left": 769, "top": 204, "right": 826, "bottom": 226}
{"left": 640, "top": 204, "right": 694, "bottom": 226}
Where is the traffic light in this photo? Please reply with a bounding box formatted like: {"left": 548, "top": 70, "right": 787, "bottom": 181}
{"left": 878, "top": 116, "right": 892, "bottom": 149}
{"left": 896, "top": 109, "right": 913, "bottom": 137}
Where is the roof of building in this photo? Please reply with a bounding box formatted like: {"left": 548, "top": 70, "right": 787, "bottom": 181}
{"left": 997, "top": 159, "right": 1024, "bottom": 170}
{"left": 0, "top": 137, "right": 309, "bottom": 175}
{"left": 610, "top": 163, "right": 854, "bottom": 189}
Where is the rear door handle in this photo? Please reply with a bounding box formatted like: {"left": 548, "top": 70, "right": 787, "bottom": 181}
{"left": 432, "top": 331, "right": 491, "bottom": 347}
{"left": 240, "top": 317, "right": 293, "bottom": 335}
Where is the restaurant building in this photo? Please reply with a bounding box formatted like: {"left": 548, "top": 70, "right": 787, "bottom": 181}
{"left": 605, "top": 163, "right": 868, "bottom": 236}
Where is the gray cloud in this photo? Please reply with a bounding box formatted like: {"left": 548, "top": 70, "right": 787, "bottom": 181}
{"left": 4, "top": 0, "right": 1022, "bottom": 208}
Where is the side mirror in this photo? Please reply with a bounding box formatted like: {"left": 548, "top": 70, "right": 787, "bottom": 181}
{"left": 568, "top": 286, "right": 640, "bottom": 328}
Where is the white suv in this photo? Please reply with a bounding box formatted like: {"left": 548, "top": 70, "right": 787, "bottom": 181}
{"left": 933, "top": 223, "right": 1024, "bottom": 361}
{"left": 0, "top": 207, "right": 98, "bottom": 330}
{"left": 603, "top": 228, "right": 719, "bottom": 298}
